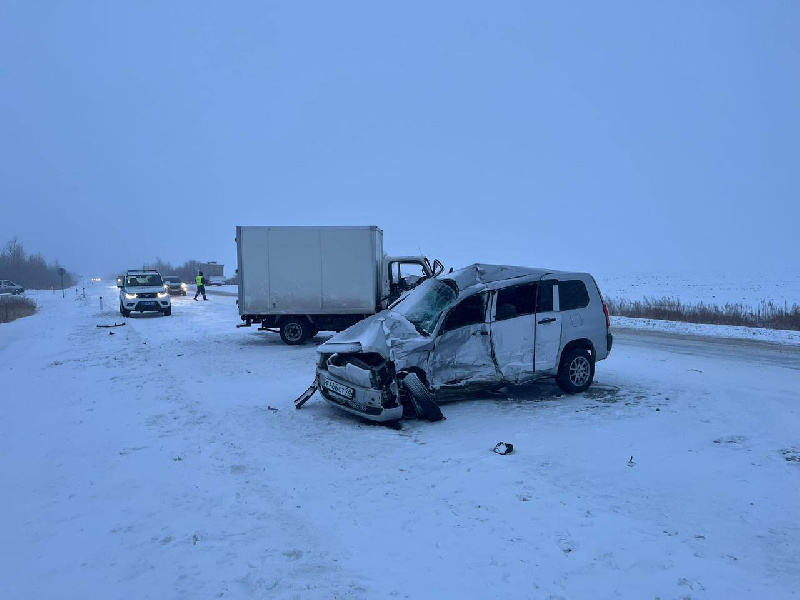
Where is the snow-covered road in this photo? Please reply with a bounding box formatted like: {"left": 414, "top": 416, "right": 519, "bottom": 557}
{"left": 2, "top": 285, "right": 799, "bottom": 599}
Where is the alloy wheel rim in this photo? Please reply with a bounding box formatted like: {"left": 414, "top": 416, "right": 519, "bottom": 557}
{"left": 569, "top": 356, "right": 590, "bottom": 386}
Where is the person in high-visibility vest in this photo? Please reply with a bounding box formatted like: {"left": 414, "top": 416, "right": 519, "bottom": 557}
{"left": 194, "top": 271, "right": 207, "bottom": 301}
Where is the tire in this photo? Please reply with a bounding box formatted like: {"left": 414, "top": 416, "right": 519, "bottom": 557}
{"left": 280, "top": 318, "right": 310, "bottom": 345}
{"left": 402, "top": 373, "right": 445, "bottom": 422}
{"left": 120, "top": 302, "right": 130, "bottom": 318}
{"left": 309, "top": 326, "right": 319, "bottom": 338}
{"left": 163, "top": 306, "right": 172, "bottom": 316}
{"left": 556, "top": 347, "right": 595, "bottom": 394}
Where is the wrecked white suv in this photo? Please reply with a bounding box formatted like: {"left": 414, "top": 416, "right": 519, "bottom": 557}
{"left": 313, "top": 264, "right": 613, "bottom": 422}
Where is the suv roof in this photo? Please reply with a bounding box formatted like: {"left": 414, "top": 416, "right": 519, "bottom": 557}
{"left": 126, "top": 269, "right": 160, "bottom": 275}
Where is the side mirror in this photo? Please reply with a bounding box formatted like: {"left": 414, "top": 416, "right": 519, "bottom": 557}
{"left": 433, "top": 259, "right": 444, "bottom": 277}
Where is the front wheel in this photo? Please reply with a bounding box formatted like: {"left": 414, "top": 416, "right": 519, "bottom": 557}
{"left": 280, "top": 318, "right": 309, "bottom": 345}
{"left": 120, "top": 302, "right": 130, "bottom": 318}
{"left": 556, "top": 348, "right": 595, "bottom": 394}
{"left": 163, "top": 306, "right": 172, "bottom": 316}
{"left": 402, "top": 373, "right": 445, "bottom": 422}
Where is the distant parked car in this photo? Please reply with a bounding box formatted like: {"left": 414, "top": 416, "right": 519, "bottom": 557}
{"left": 163, "top": 276, "right": 187, "bottom": 296}
{"left": 0, "top": 280, "right": 25, "bottom": 295}
{"left": 314, "top": 264, "right": 613, "bottom": 422}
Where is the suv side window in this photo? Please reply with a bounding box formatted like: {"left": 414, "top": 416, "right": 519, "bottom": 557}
{"left": 441, "top": 293, "right": 487, "bottom": 334}
{"left": 559, "top": 280, "right": 590, "bottom": 311}
{"left": 495, "top": 283, "right": 537, "bottom": 321}
{"left": 537, "top": 280, "right": 555, "bottom": 312}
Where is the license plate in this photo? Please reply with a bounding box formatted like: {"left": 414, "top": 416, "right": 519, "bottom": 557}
{"left": 324, "top": 379, "right": 355, "bottom": 400}
{"left": 141, "top": 301, "right": 156, "bottom": 307}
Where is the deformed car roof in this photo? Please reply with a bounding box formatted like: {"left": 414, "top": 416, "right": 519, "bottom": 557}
{"left": 442, "top": 263, "right": 560, "bottom": 295}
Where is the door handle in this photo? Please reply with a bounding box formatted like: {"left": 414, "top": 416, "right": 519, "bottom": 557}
{"left": 472, "top": 330, "right": 489, "bottom": 336}
{"left": 538, "top": 317, "right": 556, "bottom": 325}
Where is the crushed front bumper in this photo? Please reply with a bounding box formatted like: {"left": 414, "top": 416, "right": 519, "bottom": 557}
{"left": 316, "top": 369, "right": 403, "bottom": 422}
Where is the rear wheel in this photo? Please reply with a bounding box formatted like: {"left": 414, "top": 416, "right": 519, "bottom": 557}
{"left": 556, "top": 348, "right": 595, "bottom": 394}
{"left": 280, "top": 318, "right": 309, "bottom": 345}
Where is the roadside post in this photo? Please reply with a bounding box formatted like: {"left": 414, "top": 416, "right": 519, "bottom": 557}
{"left": 58, "top": 267, "right": 66, "bottom": 298}
{"left": 100, "top": 296, "right": 103, "bottom": 311}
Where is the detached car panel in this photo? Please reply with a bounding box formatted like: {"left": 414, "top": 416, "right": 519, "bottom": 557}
{"left": 315, "top": 264, "right": 613, "bottom": 422}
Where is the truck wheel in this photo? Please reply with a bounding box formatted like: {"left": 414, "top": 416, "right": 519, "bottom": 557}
{"left": 120, "top": 302, "right": 130, "bottom": 318}
{"left": 556, "top": 348, "right": 595, "bottom": 394}
{"left": 402, "top": 373, "right": 445, "bottom": 422}
{"left": 280, "top": 318, "right": 309, "bottom": 345}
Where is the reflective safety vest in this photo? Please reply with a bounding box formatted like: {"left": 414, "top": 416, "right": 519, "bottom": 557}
{"left": 196, "top": 275, "right": 203, "bottom": 286}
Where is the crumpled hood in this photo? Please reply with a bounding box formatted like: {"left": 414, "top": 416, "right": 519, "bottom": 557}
{"left": 317, "top": 311, "right": 423, "bottom": 360}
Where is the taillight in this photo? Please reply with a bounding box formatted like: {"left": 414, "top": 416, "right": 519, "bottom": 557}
{"left": 602, "top": 303, "right": 610, "bottom": 329}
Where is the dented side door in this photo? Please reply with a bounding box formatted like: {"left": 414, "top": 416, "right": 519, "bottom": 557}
{"left": 428, "top": 292, "right": 499, "bottom": 389}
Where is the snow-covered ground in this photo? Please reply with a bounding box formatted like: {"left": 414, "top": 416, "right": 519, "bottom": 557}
{"left": 2, "top": 284, "right": 800, "bottom": 599}
{"left": 596, "top": 271, "right": 800, "bottom": 309}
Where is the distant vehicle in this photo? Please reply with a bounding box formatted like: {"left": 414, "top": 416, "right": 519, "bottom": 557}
{"left": 236, "top": 226, "right": 444, "bottom": 345}
{"left": 118, "top": 270, "right": 172, "bottom": 317}
{"left": 199, "top": 261, "right": 225, "bottom": 286}
{"left": 0, "top": 280, "right": 25, "bottom": 295}
{"left": 162, "top": 276, "right": 187, "bottom": 296}
{"left": 314, "top": 264, "right": 613, "bottom": 422}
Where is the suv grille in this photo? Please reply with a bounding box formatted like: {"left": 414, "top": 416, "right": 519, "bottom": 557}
{"left": 137, "top": 293, "right": 157, "bottom": 299}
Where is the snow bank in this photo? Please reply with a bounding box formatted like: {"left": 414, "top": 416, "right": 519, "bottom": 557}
{"left": 612, "top": 315, "right": 800, "bottom": 346}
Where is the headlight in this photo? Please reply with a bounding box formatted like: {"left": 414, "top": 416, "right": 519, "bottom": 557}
{"left": 125, "top": 293, "right": 137, "bottom": 299}
{"left": 157, "top": 292, "right": 168, "bottom": 298}
{"left": 181, "top": 283, "right": 187, "bottom": 290}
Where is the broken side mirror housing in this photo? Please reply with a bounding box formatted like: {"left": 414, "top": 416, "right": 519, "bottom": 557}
{"left": 433, "top": 259, "right": 444, "bottom": 277}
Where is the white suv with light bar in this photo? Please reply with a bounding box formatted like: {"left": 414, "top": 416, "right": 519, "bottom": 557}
{"left": 118, "top": 270, "right": 172, "bottom": 317}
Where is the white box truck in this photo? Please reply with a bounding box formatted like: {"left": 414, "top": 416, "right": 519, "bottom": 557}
{"left": 236, "top": 226, "right": 444, "bottom": 344}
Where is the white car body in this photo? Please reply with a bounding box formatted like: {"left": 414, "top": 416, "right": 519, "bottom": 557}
{"left": 315, "top": 264, "right": 612, "bottom": 421}
{"left": 118, "top": 270, "right": 172, "bottom": 316}
{"left": 0, "top": 280, "right": 25, "bottom": 295}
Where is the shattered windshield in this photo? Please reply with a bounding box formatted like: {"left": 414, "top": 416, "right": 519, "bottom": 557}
{"left": 393, "top": 278, "right": 458, "bottom": 335}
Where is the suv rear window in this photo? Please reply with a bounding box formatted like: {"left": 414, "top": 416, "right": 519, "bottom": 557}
{"left": 559, "top": 280, "right": 590, "bottom": 311}
{"left": 495, "top": 282, "right": 555, "bottom": 320}
{"left": 496, "top": 283, "right": 537, "bottom": 321}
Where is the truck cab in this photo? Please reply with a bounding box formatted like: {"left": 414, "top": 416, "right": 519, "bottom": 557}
{"left": 385, "top": 256, "right": 445, "bottom": 305}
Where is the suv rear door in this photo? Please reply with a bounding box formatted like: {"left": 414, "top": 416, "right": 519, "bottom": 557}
{"left": 490, "top": 281, "right": 538, "bottom": 383}
{"left": 534, "top": 279, "right": 562, "bottom": 373}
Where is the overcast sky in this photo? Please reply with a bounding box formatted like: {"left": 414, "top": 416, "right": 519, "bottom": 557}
{"left": 1, "top": 1, "right": 797, "bottom": 278}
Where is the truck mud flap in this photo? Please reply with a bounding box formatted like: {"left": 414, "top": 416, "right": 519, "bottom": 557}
{"left": 294, "top": 383, "right": 318, "bottom": 409}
